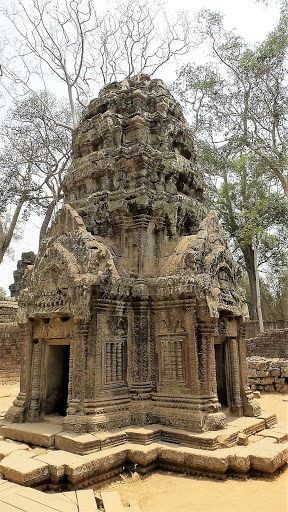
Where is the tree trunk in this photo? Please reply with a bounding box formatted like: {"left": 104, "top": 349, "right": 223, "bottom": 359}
{"left": 0, "top": 198, "right": 25, "bottom": 264}
{"left": 38, "top": 198, "right": 57, "bottom": 249}
{"left": 67, "top": 84, "right": 78, "bottom": 129}
{"left": 253, "top": 236, "right": 264, "bottom": 332}
{"left": 242, "top": 245, "right": 258, "bottom": 321}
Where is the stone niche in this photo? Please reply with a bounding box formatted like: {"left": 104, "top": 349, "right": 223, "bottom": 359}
{"left": 5, "top": 75, "right": 260, "bottom": 433}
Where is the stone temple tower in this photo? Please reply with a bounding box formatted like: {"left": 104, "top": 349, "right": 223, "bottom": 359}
{"left": 6, "top": 75, "right": 260, "bottom": 433}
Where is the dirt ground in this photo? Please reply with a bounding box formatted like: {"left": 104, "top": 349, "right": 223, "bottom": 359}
{"left": 0, "top": 384, "right": 287, "bottom": 512}
{"left": 0, "top": 383, "right": 19, "bottom": 418}
{"left": 97, "top": 393, "right": 288, "bottom": 512}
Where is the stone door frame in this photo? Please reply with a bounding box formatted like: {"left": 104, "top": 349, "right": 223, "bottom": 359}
{"left": 39, "top": 338, "right": 72, "bottom": 419}
{"left": 214, "top": 335, "right": 242, "bottom": 414}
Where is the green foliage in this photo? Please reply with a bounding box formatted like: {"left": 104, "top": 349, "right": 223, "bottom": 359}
{"left": 260, "top": 267, "right": 288, "bottom": 320}
{"left": 173, "top": 5, "right": 288, "bottom": 320}
{"left": 0, "top": 92, "right": 73, "bottom": 261}
{"left": 240, "top": 268, "right": 288, "bottom": 321}
{"left": 0, "top": 286, "right": 8, "bottom": 299}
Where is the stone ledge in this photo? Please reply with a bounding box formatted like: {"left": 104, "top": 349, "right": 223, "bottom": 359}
{"left": 0, "top": 451, "right": 49, "bottom": 485}
{"left": 0, "top": 439, "right": 286, "bottom": 488}
{"left": 0, "top": 422, "right": 62, "bottom": 448}
{"left": 1, "top": 417, "right": 276, "bottom": 454}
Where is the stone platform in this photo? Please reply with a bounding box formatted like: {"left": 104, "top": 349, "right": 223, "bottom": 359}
{"left": 0, "top": 413, "right": 287, "bottom": 488}
{"left": 0, "top": 412, "right": 278, "bottom": 454}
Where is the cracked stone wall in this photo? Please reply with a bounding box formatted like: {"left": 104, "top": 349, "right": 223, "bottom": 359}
{"left": 247, "top": 329, "right": 288, "bottom": 393}
{"left": 246, "top": 329, "right": 288, "bottom": 359}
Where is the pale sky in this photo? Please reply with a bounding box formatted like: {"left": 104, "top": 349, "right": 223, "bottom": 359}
{"left": 0, "top": 0, "right": 281, "bottom": 293}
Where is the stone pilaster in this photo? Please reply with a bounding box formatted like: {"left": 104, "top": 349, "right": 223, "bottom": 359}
{"left": 185, "top": 303, "right": 200, "bottom": 395}
{"left": 129, "top": 300, "right": 152, "bottom": 399}
{"left": 69, "top": 322, "right": 88, "bottom": 412}
{"left": 67, "top": 341, "right": 74, "bottom": 409}
{"left": 26, "top": 339, "right": 44, "bottom": 421}
{"left": 197, "top": 321, "right": 218, "bottom": 398}
{"left": 227, "top": 337, "right": 243, "bottom": 415}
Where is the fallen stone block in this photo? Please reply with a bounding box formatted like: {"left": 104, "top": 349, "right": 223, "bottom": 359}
{"left": 0, "top": 440, "right": 29, "bottom": 461}
{"left": 76, "top": 489, "right": 98, "bottom": 511}
{"left": 237, "top": 433, "right": 249, "bottom": 446}
{"left": 0, "top": 451, "right": 49, "bottom": 485}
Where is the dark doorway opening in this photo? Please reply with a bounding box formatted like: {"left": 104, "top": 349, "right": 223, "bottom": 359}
{"left": 45, "top": 344, "right": 70, "bottom": 416}
{"left": 214, "top": 341, "right": 228, "bottom": 407}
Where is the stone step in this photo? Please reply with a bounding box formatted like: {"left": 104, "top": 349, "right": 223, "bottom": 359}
{"left": 0, "top": 437, "right": 287, "bottom": 488}
{"left": 0, "top": 452, "right": 49, "bottom": 486}
{"left": 0, "top": 422, "right": 62, "bottom": 448}
{"left": 1, "top": 418, "right": 277, "bottom": 455}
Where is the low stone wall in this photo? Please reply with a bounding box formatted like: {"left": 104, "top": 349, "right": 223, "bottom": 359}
{"left": 247, "top": 356, "right": 288, "bottom": 393}
{"left": 245, "top": 320, "right": 288, "bottom": 339}
{"left": 246, "top": 329, "right": 288, "bottom": 393}
{"left": 0, "top": 300, "right": 18, "bottom": 323}
{"left": 0, "top": 300, "right": 21, "bottom": 384}
{"left": 246, "top": 328, "right": 288, "bottom": 358}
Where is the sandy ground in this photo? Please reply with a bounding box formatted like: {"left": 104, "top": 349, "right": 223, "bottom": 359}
{"left": 97, "top": 393, "right": 288, "bottom": 512}
{"left": 0, "top": 384, "right": 287, "bottom": 512}
{"left": 99, "top": 468, "right": 288, "bottom": 512}
{"left": 0, "top": 383, "right": 19, "bottom": 417}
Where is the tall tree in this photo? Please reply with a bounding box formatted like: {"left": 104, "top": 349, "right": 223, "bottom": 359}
{"left": 205, "top": 150, "right": 288, "bottom": 321}
{"left": 195, "top": 6, "right": 288, "bottom": 196}
{"left": 1, "top": 0, "right": 191, "bottom": 129}
{"left": 0, "top": 92, "right": 71, "bottom": 262}
{"left": 172, "top": 7, "right": 288, "bottom": 322}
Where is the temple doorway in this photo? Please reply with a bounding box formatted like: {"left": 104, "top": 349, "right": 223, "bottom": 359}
{"left": 214, "top": 339, "right": 228, "bottom": 407}
{"left": 45, "top": 344, "right": 70, "bottom": 416}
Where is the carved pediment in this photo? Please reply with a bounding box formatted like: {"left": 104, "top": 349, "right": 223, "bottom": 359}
{"left": 161, "top": 210, "right": 248, "bottom": 320}
{"left": 19, "top": 204, "right": 119, "bottom": 321}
